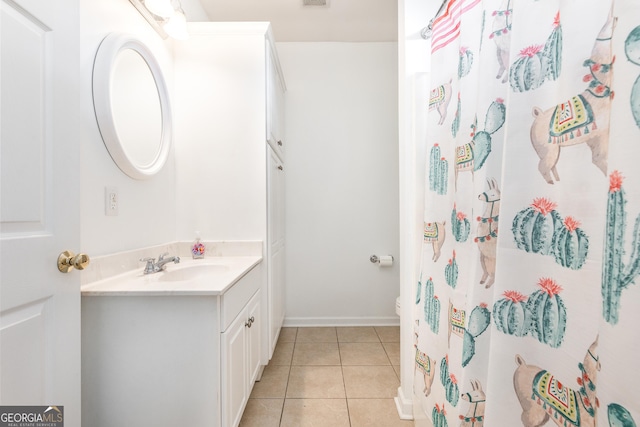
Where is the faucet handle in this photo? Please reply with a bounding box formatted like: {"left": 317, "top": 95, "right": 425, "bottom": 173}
{"left": 158, "top": 252, "right": 169, "bottom": 260}
{"left": 140, "top": 257, "right": 156, "bottom": 274}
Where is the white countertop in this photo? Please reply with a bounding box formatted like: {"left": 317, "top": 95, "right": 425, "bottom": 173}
{"left": 81, "top": 256, "right": 262, "bottom": 296}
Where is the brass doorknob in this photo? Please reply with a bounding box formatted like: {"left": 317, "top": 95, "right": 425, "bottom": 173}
{"left": 57, "top": 250, "right": 91, "bottom": 273}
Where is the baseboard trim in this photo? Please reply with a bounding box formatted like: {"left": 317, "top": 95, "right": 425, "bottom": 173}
{"left": 394, "top": 385, "right": 414, "bottom": 420}
{"left": 283, "top": 316, "right": 400, "bottom": 327}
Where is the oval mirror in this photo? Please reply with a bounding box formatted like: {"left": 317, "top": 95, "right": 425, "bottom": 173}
{"left": 92, "top": 33, "right": 172, "bottom": 180}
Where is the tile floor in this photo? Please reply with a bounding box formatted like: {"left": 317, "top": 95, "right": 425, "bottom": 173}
{"left": 239, "top": 326, "right": 412, "bottom": 427}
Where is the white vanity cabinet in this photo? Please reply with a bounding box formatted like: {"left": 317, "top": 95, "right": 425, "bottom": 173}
{"left": 174, "top": 22, "right": 286, "bottom": 364}
{"left": 222, "top": 291, "right": 261, "bottom": 427}
{"left": 81, "top": 260, "right": 262, "bottom": 427}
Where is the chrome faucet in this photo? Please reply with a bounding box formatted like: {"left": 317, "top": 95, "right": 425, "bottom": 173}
{"left": 140, "top": 252, "right": 180, "bottom": 274}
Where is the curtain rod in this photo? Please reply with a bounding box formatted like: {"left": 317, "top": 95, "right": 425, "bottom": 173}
{"left": 421, "top": 0, "right": 448, "bottom": 39}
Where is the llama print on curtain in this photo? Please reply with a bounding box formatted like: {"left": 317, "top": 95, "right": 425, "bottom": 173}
{"left": 413, "top": 0, "right": 640, "bottom": 425}
{"left": 529, "top": 11, "right": 615, "bottom": 184}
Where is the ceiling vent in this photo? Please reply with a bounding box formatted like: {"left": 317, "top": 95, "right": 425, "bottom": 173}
{"left": 303, "top": 0, "right": 328, "bottom": 6}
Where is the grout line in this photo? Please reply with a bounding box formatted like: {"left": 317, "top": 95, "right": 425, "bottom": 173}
{"left": 341, "top": 348, "right": 351, "bottom": 426}
{"left": 278, "top": 363, "right": 291, "bottom": 426}
{"left": 381, "top": 341, "right": 393, "bottom": 366}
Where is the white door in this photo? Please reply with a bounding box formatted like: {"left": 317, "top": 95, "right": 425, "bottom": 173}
{"left": 1, "top": 0, "right": 81, "bottom": 425}
{"left": 246, "top": 291, "right": 261, "bottom": 385}
{"left": 222, "top": 313, "right": 248, "bottom": 427}
{"left": 267, "top": 147, "right": 285, "bottom": 356}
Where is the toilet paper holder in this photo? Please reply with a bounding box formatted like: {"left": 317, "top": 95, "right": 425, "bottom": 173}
{"left": 370, "top": 254, "right": 394, "bottom": 264}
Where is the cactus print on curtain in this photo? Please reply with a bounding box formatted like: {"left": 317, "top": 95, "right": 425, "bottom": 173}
{"left": 413, "top": 0, "right": 640, "bottom": 425}
{"left": 512, "top": 198, "right": 590, "bottom": 269}
{"left": 628, "top": 26, "right": 640, "bottom": 128}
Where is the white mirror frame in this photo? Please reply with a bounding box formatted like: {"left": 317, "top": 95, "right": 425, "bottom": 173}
{"left": 92, "top": 33, "right": 172, "bottom": 180}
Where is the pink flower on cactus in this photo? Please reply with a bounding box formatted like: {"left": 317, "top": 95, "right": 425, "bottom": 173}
{"left": 609, "top": 170, "right": 623, "bottom": 192}
{"left": 503, "top": 290, "right": 527, "bottom": 303}
{"left": 531, "top": 197, "right": 557, "bottom": 215}
{"left": 496, "top": 97, "right": 504, "bottom": 104}
{"left": 450, "top": 374, "right": 458, "bottom": 384}
{"left": 519, "top": 45, "right": 543, "bottom": 58}
{"left": 553, "top": 11, "right": 561, "bottom": 28}
{"left": 456, "top": 211, "right": 467, "bottom": 221}
{"left": 538, "top": 277, "right": 563, "bottom": 296}
{"left": 563, "top": 216, "right": 581, "bottom": 232}
{"left": 460, "top": 46, "right": 468, "bottom": 55}
{"left": 479, "top": 302, "right": 488, "bottom": 309}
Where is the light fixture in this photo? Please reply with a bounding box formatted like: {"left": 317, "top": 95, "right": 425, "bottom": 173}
{"left": 163, "top": 7, "right": 189, "bottom": 40}
{"left": 129, "top": 0, "right": 189, "bottom": 40}
{"left": 143, "top": 0, "right": 174, "bottom": 18}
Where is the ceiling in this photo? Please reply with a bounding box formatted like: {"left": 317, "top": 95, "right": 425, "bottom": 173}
{"left": 197, "top": 0, "right": 398, "bottom": 42}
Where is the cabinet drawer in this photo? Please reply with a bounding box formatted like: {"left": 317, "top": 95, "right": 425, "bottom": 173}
{"left": 221, "top": 264, "right": 261, "bottom": 331}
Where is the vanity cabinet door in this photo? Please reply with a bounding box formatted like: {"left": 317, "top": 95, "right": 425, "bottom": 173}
{"left": 246, "top": 292, "right": 262, "bottom": 384}
{"left": 222, "top": 289, "right": 262, "bottom": 427}
{"left": 222, "top": 309, "right": 248, "bottom": 427}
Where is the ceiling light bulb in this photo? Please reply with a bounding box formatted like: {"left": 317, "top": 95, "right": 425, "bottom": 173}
{"left": 163, "top": 10, "right": 189, "bottom": 40}
{"left": 144, "top": 0, "right": 174, "bottom": 18}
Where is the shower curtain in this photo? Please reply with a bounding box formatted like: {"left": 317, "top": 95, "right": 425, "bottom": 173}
{"left": 414, "top": 0, "right": 640, "bottom": 425}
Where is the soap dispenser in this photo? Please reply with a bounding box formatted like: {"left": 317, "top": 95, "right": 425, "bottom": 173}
{"left": 191, "top": 232, "right": 205, "bottom": 259}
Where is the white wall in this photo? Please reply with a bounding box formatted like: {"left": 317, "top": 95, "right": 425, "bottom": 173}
{"left": 173, "top": 25, "right": 268, "bottom": 243}
{"left": 79, "top": 0, "right": 208, "bottom": 257}
{"left": 277, "top": 42, "right": 400, "bottom": 325}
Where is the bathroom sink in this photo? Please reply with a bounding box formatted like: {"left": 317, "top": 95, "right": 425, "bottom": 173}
{"left": 81, "top": 255, "right": 262, "bottom": 296}
{"left": 158, "top": 264, "right": 230, "bottom": 282}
